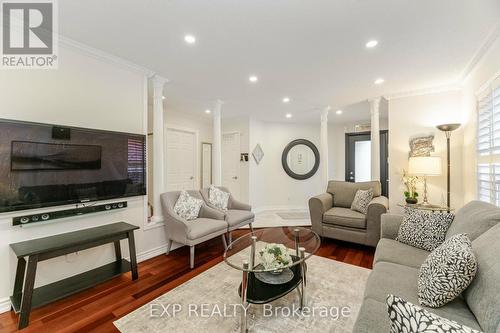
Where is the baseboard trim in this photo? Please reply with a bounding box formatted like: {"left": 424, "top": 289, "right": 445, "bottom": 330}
{"left": 0, "top": 297, "right": 11, "bottom": 314}
{"left": 253, "top": 205, "right": 308, "bottom": 213}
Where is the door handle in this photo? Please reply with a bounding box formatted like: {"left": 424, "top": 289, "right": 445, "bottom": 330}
{"left": 233, "top": 176, "right": 238, "bottom": 180}
{"left": 190, "top": 176, "right": 194, "bottom": 180}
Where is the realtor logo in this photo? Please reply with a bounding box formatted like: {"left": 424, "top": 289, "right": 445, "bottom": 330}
{"left": 1, "top": 0, "right": 58, "bottom": 69}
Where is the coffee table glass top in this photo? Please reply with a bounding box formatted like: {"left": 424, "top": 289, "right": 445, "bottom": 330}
{"left": 223, "top": 227, "right": 320, "bottom": 273}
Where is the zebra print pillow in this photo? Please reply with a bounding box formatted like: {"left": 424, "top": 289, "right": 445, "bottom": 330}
{"left": 386, "top": 295, "right": 482, "bottom": 333}
{"left": 396, "top": 207, "right": 454, "bottom": 251}
{"left": 351, "top": 188, "right": 373, "bottom": 214}
{"left": 418, "top": 233, "right": 477, "bottom": 308}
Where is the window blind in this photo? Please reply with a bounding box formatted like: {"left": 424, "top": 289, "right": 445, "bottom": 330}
{"left": 477, "top": 74, "right": 500, "bottom": 205}
{"left": 127, "top": 138, "right": 146, "bottom": 183}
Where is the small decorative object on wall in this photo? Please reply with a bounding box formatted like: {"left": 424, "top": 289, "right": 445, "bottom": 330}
{"left": 402, "top": 169, "right": 419, "bottom": 204}
{"left": 409, "top": 135, "right": 435, "bottom": 157}
{"left": 240, "top": 153, "right": 249, "bottom": 162}
{"left": 252, "top": 144, "right": 264, "bottom": 164}
{"left": 355, "top": 123, "right": 371, "bottom": 132}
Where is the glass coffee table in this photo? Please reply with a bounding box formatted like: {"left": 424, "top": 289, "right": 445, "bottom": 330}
{"left": 223, "top": 227, "right": 321, "bottom": 332}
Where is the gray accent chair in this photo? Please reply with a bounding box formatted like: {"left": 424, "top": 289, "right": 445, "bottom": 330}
{"left": 161, "top": 190, "right": 228, "bottom": 269}
{"left": 353, "top": 200, "right": 500, "bottom": 333}
{"left": 200, "top": 186, "right": 255, "bottom": 244}
{"left": 309, "top": 181, "right": 389, "bottom": 246}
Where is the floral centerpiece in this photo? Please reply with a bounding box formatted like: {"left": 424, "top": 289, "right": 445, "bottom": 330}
{"left": 258, "top": 243, "right": 293, "bottom": 273}
{"left": 402, "top": 169, "right": 419, "bottom": 204}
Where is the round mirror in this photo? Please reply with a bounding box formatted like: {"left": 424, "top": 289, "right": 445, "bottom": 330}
{"left": 281, "top": 139, "right": 320, "bottom": 180}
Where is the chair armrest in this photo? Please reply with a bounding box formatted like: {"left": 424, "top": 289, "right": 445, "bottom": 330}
{"left": 381, "top": 213, "right": 404, "bottom": 240}
{"left": 199, "top": 204, "right": 225, "bottom": 220}
{"left": 230, "top": 198, "right": 252, "bottom": 211}
{"left": 365, "top": 196, "right": 389, "bottom": 246}
{"left": 308, "top": 193, "right": 333, "bottom": 236}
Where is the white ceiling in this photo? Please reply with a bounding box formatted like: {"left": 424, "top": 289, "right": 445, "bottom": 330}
{"left": 59, "top": 0, "right": 500, "bottom": 123}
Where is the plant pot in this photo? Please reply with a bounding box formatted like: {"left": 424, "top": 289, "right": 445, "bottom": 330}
{"left": 405, "top": 198, "right": 418, "bottom": 204}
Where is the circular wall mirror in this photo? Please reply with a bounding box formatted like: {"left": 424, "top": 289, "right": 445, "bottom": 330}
{"left": 281, "top": 139, "right": 320, "bottom": 180}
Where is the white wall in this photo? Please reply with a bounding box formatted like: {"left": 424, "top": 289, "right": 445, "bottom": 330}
{"left": 0, "top": 44, "right": 167, "bottom": 312}
{"left": 388, "top": 91, "right": 464, "bottom": 213}
{"left": 462, "top": 35, "right": 500, "bottom": 203}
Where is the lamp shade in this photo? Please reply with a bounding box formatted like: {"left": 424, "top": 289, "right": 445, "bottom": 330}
{"left": 408, "top": 156, "right": 442, "bottom": 176}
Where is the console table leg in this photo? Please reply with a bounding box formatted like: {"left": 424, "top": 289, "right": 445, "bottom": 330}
{"left": 18, "top": 255, "right": 38, "bottom": 330}
{"left": 127, "top": 231, "right": 138, "bottom": 280}
{"left": 13, "top": 258, "right": 26, "bottom": 300}
{"left": 114, "top": 240, "right": 122, "bottom": 260}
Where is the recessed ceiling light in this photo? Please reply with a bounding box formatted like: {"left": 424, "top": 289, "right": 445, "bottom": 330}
{"left": 336, "top": 110, "right": 343, "bottom": 115}
{"left": 205, "top": 109, "right": 211, "bottom": 114}
{"left": 365, "top": 40, "right": 378, "bottom": 48}
{"left": 282, "top": 97, "right": 290, "bottom": 103}
{"left": 249, "top": 75, "right": 258, "bottom": 83}
{"left": 184, "top": 34, "right": 196, "bottom": 44}
{"left": 162, "top": 96, "right": 166, "bottom": 100}
{"left": 286, "top": 113, "right": 292, "bottom": 119}
{"left": 374, "top": 78, "right": 385, "bottom": 85}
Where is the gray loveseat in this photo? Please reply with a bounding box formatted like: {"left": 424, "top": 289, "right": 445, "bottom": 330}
{"left": 353, "top": 201, "right": 500, "bottom": 333}
{"left": 309, "top": 181, "right": 388, "bottom": 246}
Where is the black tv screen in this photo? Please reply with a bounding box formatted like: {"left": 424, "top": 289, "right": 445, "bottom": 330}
{"left": 0, "top": 119, "right": 146, "bottom": 213}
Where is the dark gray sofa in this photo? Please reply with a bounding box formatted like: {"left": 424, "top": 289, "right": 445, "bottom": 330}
{"left": 353, "top": 201, "right": 500, "bottom": 333}
{"left": 309, "top": 181, "right": 388, "bottom": 246}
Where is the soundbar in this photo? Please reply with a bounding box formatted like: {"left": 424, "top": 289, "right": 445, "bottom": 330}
{"left": 12, "top": 201, "right": 128, "bottom": 226}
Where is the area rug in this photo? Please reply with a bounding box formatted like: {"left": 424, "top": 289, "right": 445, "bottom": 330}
{"left": 114, "top": 251, "right": 371, "bottom": 333}
{"left": 276, "top": 211, "right": 310, "bottom": 220}
{"left": 241, "top": 210, "right": 311, "bottom": 228}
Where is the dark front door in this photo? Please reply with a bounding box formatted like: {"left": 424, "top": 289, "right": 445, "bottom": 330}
{"left": 345, "top": 130, "right": 389, "bottom": 197}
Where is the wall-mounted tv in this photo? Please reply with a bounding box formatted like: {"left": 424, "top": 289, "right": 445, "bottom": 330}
{"left": 0, "top": 119, "right": 146, "bottom": 213}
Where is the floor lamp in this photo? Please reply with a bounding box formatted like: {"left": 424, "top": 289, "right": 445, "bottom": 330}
{"left": 436, "top": 123, "right": 461, "bottom": 209}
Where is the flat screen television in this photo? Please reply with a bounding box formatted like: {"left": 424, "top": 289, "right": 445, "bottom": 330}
{"left": 0, "top": 119, "right": 146, "bottom": 213}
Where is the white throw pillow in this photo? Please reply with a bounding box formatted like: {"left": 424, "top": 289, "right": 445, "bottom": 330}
{"left": 386, "top": 295, "right": 481, "bottom": 333}
{"left": 350, "top": 188, "right": 373, "bottom": 214}
{"left": 208, "top": 185, "right": 230, "bottom": 211}
{"left": 173, "top": 190, "right": 203, "bottom": 221}
{"left": 418, "top": 233, "right": 477, "bottom": 308}
{"left": 396, "top": 207, "right": 454, "bottom": 251}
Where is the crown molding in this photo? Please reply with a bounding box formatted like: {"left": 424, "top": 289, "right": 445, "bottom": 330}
{"left": 384, "top": 84, "right": 462, "bottom": 101}
{"left": 460, "top": 21, "right": 500, "bottom": 84}
{"left": 59, "top": 35, "right": 157, "bottom": 77}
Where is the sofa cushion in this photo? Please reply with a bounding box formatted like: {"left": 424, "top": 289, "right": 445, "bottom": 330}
{"left": 364, "top": 262, "right": 481, "bottom": 330}
{"left": 323, "top": 207, "right": 366, "bottom": 229}
{"left": 352, "top": 298, "right": 390, "bottom": 333}
{"left": 351, "top": 189, "right": 373, "bottom": 214}
{"left": 326, "top": 180, "right": 381, "bottom": 208}
{"left": 173, "top": 190, "right": 203, "bottom": 221}
{"left": 464, "top": 223, "right": 500, "bottom": 333}
{"left": 386, "top": 295, "right": 481, "bottom": 333}
{"left": 374, "top": 238, "right": 430, "bottom": 269}
{"left": 225, "top": 209, "right": 255, "bottom": 227}
{"left": 446, "top": 200, "right": 500, "bottom": 241}
{"left": 396, "top": 207, "right": 454, "bottom": 251}
{"left": 186, "top": 218, "right": 228, "bottom": 240}
{"left": 418, "top": 234, "right": 477, "bottom": 308}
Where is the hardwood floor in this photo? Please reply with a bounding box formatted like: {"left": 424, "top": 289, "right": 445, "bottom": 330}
{"left": 0, "top": 229, "right": 374, "bottom": 333}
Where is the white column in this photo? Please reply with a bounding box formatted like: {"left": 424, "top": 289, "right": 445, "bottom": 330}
{"left": 370, "top": 97, "right": 381, "bottom": 181}
{"left": 212, "top": 100, "right": 223, "bottom": 186}
{"left": 320, "top": 106, "right": 330, "bottom": 186}
{"left": 152, "top": 75, "right": 168, "bottom": 222}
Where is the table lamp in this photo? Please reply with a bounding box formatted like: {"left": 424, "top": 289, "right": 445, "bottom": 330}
{"left": 408, "top": 156, "right": 442, "bottom": 206}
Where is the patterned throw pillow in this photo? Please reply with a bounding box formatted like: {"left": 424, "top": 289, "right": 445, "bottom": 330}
{"left": 418, "top": 234, "right": 477, "bottom": 308}
{"left": 208, "top": 185, "right": 230, "bottom": 211}
{"left": 386, "top": 295, "right": 481, "bottom": 333}
{"left": 396, "top": 207, "right": 454, "bottom": 251}
{"left": 173, "top": 190, "right": 203, "bottom": 221}
{"left": 350, "top": 188, "right": 374, "bottom": 214}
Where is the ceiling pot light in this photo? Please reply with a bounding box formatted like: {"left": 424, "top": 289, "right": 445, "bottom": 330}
{"left": 205, "top": 109, "right": 211, "bottom": 114}
{"left": 336, "top": 110, "right": 343, "bottom": 115}
{"left": 286, "top": 113, "right": 292, "bottom": 119}
{"left": 249, "top": 75, "right": 258, "bottom": 83}
{"left": 162, "top": 96, "right": 166, "bottom": 100}
{"left": 184, "top": 34, "right": 196, "bottom": 44}
{"left": 282, "top": 97, "right": 291, "bottom": 103}
{"left": 374, "top": 78, "right": 385, "bottom": 85}
{"left": 365, "top": 40, "right": 378, "bottom": 48}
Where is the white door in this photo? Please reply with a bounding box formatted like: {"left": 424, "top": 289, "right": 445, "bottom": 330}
{"left": 166, "top": 128, "right": 197, "bottom": 191}
{"left": 222, "top": 132, "right": 241, "bottom": 199}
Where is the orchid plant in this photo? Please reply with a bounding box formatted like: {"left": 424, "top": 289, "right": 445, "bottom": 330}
{"left": 402, "top": 169, "right": 419, "bottom": 200}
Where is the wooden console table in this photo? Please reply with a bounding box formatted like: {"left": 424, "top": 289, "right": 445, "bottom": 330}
{"left": 9, "top": 222, "right": 139, "bottom": 329}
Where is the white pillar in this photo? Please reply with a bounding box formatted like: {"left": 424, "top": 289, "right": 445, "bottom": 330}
{"left": 370, "top": 97, "right": 381, "bottom": 181}
{"left": 320, "top": 106, "right": 330, "bottom": 186}
{"left": 152, "top": 75, "right": 167, "bottom": 222}
{"left": 212, "top": 100, "right": 223, "bottom": 186}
